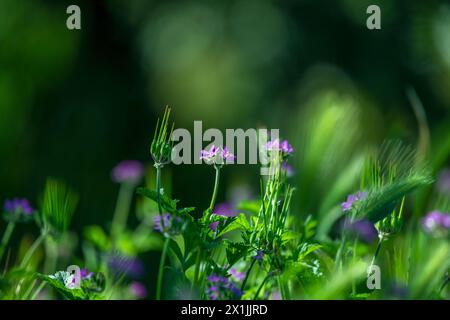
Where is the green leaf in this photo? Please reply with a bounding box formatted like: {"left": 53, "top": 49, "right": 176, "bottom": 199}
{"left": 83, "top": 225, "right": 110, "bottom": 251}
{"left": 297, "top": 243, "right": 322, "bottom": 261}
{"left": 225, "top": 241, "right": 249, "bottom": 266}
{"left": 136, "top": 187, "right": 178, "bottom": 210}
{"left": 137, "top": 188, "right": 195, "bottom": 219}
{"left": 37, "top": 273, "right": 86, "bottom": 300}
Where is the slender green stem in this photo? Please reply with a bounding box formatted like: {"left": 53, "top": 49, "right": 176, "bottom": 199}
{"left": 208, "top": 167, "right": 220, "bottom": 211}
{"left": 192, "top": 247, "right": 202, "bottom": 293}
{"left": 351, "top": 238, "right": 357, "bottom": 296}
{"left": 22, "top": 279, "right": 37, "bottom": 300}
{"left": 111, "top": 183, "right": 133, "bottom": 237}
{"left": 20, "top": 233, "right": 46, "bottom": 269}
{"left": 156, "top": 237, "right": 170, "bottom": 300}
{"left": 439, "top": 277, "right": 449, "bottom": 295}
{"left": 0, "top": 222, "right": 15, "bottom": 263}
{"left": 370, "top": 234, "right": 384, "bottom": 268}
{"left": 154, "top": 163, "right": 169, "bottom": 300}
{"left": 253, "top": 274, "right": 270, "bottom": 300}
{"left": 156, "top": 165, "right": 163, "bottom": 214}
{"left": 43, "top": 237, "right": 58, "bottom": 275}
{"left": 241, "top": 258, "right": 257, "bottom": 292}
{"left": 30, "top": 281, "right": 47, "bottom": 300}
{"left": 335, "top": 233, "right": 347, "bottom": 271}
{"left": 277, "top": 276, "right": 286, "bottom": 300}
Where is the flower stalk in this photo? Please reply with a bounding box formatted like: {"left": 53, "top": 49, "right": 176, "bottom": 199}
{"left": 0, "top": 221, "right": 15, "bottom": 263}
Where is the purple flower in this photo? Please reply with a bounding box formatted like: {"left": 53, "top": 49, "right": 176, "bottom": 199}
{"left": 129, "top": 281, "right": 147, "bottom": 299}
{"left": 107, "top": 254, "right": 144, "bottom": 278}
{"left": 271, "top": 291, "right": 282, "bottom": 300}
{"left": 3, "top": 198, "right": 34, "bottom": 215}
{"left": 221, "top": 147, "right": 235, "bottom": 163}
{"left": 265, "top": 139, "right": 294, "bottom": 156}
{"left": 207, "top": 274, "right": 221, "bottom": 283}
{"left": 422, "top": 211, "right": 450, "bottom": 234}
{"left": 341, "top": 191, "right": 367, "bottom": 212}
{"left": 254, "top": 250, "right": 264, "bottom": 261}
{"left": 200, "top": 145, "right": 220, "bottom": 164}
{"left": 153, "top": 213, "right": 171, "bottom": 233}
{"left": 153, "top": 213, "right": 183, "bottom": 235}
{"left": 437, "top": 169, "right": 450, "bottom": 194}
{"left": 209, "top": 221, "right": 220, "bottom": 232}
{"left": 200, "top": 145, "right": 235, "bottom": 165}
{"left": 230, "top": 268, "right": 245, "bottom": 282}
{"left": 111, "top": 160, "right": 144, "bottom": 184}
{"left": 343, "top": 218, "right": 378, "bottom": 243}
{"left": 213, "top": 202, "right": 238, "bottom": 217}
{"left": 281, "top": 162, "right": 294, "bottom": 177}
{"left": 280, "top": 140, "right": 294, "bottom": 154}
{"left": 80, "top": 268, "right": 93, "bottom": 280}
{"left": 206, "top": 273, "right": 243, "bottom": 300}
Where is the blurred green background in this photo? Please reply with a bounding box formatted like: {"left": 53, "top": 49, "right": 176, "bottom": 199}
{"left": 1, "top": 0, "right": 450, "bottom": 234}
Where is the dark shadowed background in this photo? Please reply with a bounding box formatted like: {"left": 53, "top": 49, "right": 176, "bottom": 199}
{"left": 1, "top": 0, "right": 450, "bottom": 250}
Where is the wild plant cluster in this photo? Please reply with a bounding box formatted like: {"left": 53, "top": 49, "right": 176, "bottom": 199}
{"left": 1, "top": 107, "right": 449, "bottom": 300}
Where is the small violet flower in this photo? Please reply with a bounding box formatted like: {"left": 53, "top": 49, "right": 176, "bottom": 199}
{"left": 221, "top": 147, "right": 236, "bottom": 162}
{"left": 265, "top": 139, "right": 294, "bottom": 156}
{"left": 153, "top": 213, "right": 171, "bottom": 233}
{"left": 80, "top": 268, "right": 94, "bottom": 280}
{"left": 200, "top": 145, "right": 235, "bottom": 165}
{"left": 213, "top": 202, "right": 238, "bottom": 217}
{"left": 153, "top": 213, "right": 183, "bottom": 235}
{"left": 342, "top": 218, "right": 378, "bottom": 243}
{"left": 341, "top": 191, "right": 367, "bottom": 212}
{"left": 3, "top": 198, "right": 34, "bottom": 216}
{"left": 422, "top": 211, "right": 450, "bottom": 235}
{"left": 129, "top": 281, "right": 147, "bottom": 299}
{"left": 281, "top": 162, "right": 295, "bottom": 177}
{"left": 209, "top": 221, "right": 220, "bottom": 232}
{"left": 229, "top": 268, "right": 245, "bottom": 282}
{"left": 3, "top": 198, "right": 34, "bottom": 222}
{"left": 111, "top": 160, "right": 144, "bottom": 184}
{"left": 254, "top": 250, "right": 264, "bottom": 261}
{"left": 206, "top": 273, "right": 243, "bottom": 300}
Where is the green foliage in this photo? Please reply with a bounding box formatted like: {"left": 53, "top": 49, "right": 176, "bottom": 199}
{"left": 136, "top": 187, "right": 195, "bottom": 218}
{"left": 150, "top": 106, "right": 174, "bottom": 165}
{"left": 41, "top": 178, "right": 79, "bottom": 236}
{"left": 37, "top": 270, "right": 105, "bottom": 300}
{"left": 355, "top": 141, "right": 433, "bottom": 223}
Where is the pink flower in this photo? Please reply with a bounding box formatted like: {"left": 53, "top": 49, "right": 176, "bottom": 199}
{"left": 265, "top": 139, "right": 294, "bottom": 156}
{"left": 209, "top": 221, "right": 219, "bottom": 232}
{"left": 111, "top": 160, "right": 144, "bottom": 184}
{"left": 200, "top": 145, "right": 235, "bottom": 165}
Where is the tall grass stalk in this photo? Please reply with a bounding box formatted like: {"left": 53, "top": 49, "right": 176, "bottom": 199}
{"left": 0, "top": 222, "right": 15, "bottom": 263}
